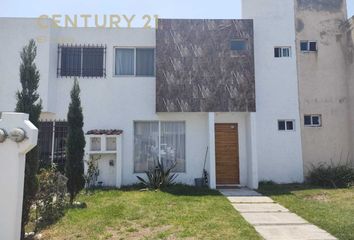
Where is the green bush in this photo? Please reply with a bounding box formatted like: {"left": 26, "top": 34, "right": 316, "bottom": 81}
{"left": 84, "top": 155, "right": 100, "bottom": 192}
{"left": 307, "top": 161, "right": 354, "bottom": 188}
{"left": 35, "top": 166, "right": 68, "bottom": 229}
{"left": 137, "top": 160, "right": 178, "bottom": 189}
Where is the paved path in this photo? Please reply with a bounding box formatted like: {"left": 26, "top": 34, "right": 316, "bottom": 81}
{"left": 219, "top": 188, "right": 337, "bottom": 240}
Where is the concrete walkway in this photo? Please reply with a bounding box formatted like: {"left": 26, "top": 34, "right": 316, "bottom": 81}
{"left": 219, "top": 188, "right": 337, "bottom": 240}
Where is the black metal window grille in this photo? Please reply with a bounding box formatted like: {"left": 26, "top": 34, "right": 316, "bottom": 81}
{"left": 57, "top": 44, "right": 106, "bottom": 78}
{"left": 38, "top": 121, "right": 68, "bottom": 172}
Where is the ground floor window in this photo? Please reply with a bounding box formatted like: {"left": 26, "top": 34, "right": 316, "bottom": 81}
{"left": 134, "top": 121, "right": 186, "bottom": 173}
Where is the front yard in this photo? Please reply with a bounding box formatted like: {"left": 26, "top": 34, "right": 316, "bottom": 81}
{"left": 39, "top": 185, "right": 261, "bottom": 240}
{"left": 259, "top": 183, "right": 354, "bottom": 240}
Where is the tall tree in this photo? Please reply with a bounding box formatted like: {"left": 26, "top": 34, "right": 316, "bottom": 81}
{"left": 15, "top": 39, "right": 42, "bottom": 239}
{"left": 65, "top": 79, "right": 86, "bottom": 204}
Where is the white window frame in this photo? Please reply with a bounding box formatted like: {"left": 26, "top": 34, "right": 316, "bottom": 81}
{"left": 304, "top": 114, "right": 322, "bottom": 127}
{"left": 274, "top": 46, "right": 292, "bottom": 58}
{"left": 133, "top": 120, "right": 186, "bottom": 173}
{"left": 278, "top": 120, "right": 296, "bottom": 131}
{"left": 300, "top": 41, "right": 317, "bottom": 52}
{"left": 113, "top": 47, "right": 155, "bottom": 77}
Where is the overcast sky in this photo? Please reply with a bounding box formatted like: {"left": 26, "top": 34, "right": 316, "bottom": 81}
{"left": 0, "top": 0, "right": 353, "bottom": 27}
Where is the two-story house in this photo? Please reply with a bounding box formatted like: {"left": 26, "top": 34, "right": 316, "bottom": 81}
{"left": 0, "top": 0, "right": 353, "bottom": 189}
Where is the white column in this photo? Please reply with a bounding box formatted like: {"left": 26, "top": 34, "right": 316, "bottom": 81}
{"left": 208, "top": 113, "right": 216, "bottom": 189}
{"left": 116, "top": 135, "right": 123, "bottom": 188}
{"left": 0, "top": 113, "right": 38, "bottom": 240}
{"left": 247, "top": 112, "right": 259, "bottom": 189}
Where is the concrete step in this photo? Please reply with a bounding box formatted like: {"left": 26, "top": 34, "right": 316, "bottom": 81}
{"left": 240, "top": 212, "right": 308, "bottom": 225}
{"left": 233, "top": 203, "right": 289, "bottom": 213}
{"left": 219, "top": 188, "right": 261, "bottom": 196}
{"left": 227, "top": 196, "right": 274, "bottom": 203}
{"left": 255, "top": 224, "right": 337, "bottom": 240}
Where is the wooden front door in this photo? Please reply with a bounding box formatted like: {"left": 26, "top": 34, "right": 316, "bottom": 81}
{"left": 215, "top": 123, "right": 240, "bottom": 185}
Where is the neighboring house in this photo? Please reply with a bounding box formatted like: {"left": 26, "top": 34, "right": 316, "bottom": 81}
{"left": 0, "top": 0, "right": 353, "bottom": 189}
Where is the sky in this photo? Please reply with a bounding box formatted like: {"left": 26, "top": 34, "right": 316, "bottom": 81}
{"left": 0, "top": 0, "right": 353, "bottom": 27}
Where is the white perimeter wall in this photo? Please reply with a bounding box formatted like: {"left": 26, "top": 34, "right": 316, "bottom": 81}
{"left": 242, "top": 0, "right": 304, "bottom": 183}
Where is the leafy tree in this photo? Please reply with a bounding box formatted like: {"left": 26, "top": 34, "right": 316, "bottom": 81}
{"left": 65, "top": 79, "right": 86, "bottom": 204}
{"left": 15, "top": 39, "right": 42, "bottom": 239}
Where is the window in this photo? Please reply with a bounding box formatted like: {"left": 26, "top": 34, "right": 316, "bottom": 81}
{"left": 136, "top": 49, "right": 155, "bottom": 76}
{"left": 231, "top": 39, "right": 247, "bottom": 51}
{"left": 106, "top": 137, "right": 117, "bottom": 151}
{"left": 115, "top": 48, "right": 134, "bottom": 75}
{"left": 134, "top": 121, "right": 185, "bottom": 173}
{"left": 278, "top": 120, "right": 295, "bottom": 131}
{"left": 90, "top": 137, "right": 101, "bottom": 151}
{"left": 115, "top": 48, "right": 155, "bottom": 76}
{"left": 304, "top": 115, "right": 322, "bottom": 127}
{"left": 58, "top": 45, "right": 106, "bottom": 77}
{"left": 300, "top": 41, "right": 317, "bottom": 52}
{"left": 274, "top": 47, "right": 291, "bottom": 58}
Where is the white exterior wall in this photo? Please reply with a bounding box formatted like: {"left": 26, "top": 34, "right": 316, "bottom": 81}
{"left": 0, "top": 18, "right": 52, "bottom": 112}
{"left": 0, "top": 19, "right": 212, "bottom": 186}
{"left": 0, "top": 16, "right": 305, "bottom": 187}
{"left": 242, "top": 0, "right": 304, "bottom": 183}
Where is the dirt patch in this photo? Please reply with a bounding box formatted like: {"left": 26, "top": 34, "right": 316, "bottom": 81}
{"left": 103, "top": 223, "right": 186, "bottom": 240}
{"left": 304, "top": 193, "right": 329, "bottom": 202}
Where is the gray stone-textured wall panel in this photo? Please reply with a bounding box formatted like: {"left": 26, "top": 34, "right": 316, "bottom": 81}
{"left": 156, "top": 19, "right": 255, "bottom": 112}
{"left": 297, "top": 0, "right": 343, "bottom": 12}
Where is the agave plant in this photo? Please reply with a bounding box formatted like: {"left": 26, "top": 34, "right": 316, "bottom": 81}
{"left": 137, "top": 160, "right": 178, "bottom": 189}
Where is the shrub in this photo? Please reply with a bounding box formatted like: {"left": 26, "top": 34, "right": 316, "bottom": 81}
{"left": 137, "top": 160, "right": 178, "bottom": 189}
{"left": 35, "top": 166, "right": 68, "bottom": 229}
{"left": 65, "top": 79, "right": 86, "bottom": 204}
{"left": 84, "top": 155, "right": 100, "bottom": 192}
{"left": 307, "top": 161, "right": 354, "bottom": 188}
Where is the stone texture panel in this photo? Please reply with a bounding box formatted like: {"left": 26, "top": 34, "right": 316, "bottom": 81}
{"left": 156, "top": 19, "right": 255, "bottom": 112}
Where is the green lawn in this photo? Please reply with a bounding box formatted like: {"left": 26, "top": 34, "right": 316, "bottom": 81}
{"left": 259, "top": 183, "right": 354, "bottom": 240}
{"left": 39, "top": 185, "right": 261, "bottom": 240}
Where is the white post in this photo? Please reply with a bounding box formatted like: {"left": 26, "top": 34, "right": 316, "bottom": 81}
{"left": 50, "top": 121, "right": 56, "bottom": 164}
{"left": 116, "top": 135, "right": 123, "bottom": 188}
{"left": 208, "top": 113, "right": 216, "bottom": 189}
{"left": 248, "top": 112, "right": 259, "bottom": 189}
{"left": 0, "top": 112, "right": 38, "bottom": 240}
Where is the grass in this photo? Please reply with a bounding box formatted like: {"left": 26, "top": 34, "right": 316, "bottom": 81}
{"left": 259, "top": 183, "right": 354, "bottom": 240}
{"left": 38, "top": 185, "right": 261, "bottom": 240}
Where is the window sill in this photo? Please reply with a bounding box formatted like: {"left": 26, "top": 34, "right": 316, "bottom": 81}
{"left": 113, "top": 75, "right": 155, "bottom": 78}
{"left": 57, "top": 76, "right": 106, "bottom": 79}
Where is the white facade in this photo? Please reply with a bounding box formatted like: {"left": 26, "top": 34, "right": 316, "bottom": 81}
{"left": 0, "top": 5, "right": 310, "bottom": 189}
{"left": 242, "top": 0, "right": 304, "bottom": 183}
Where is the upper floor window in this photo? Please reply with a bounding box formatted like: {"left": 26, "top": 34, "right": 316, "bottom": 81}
{"left": 57, "top": 44, "right": 106, "bottom": 78}
{"left": 304, "top": 115, "right": 321, "bottom": 127}
{"left": 300, "top": 41, "right": 317, "bottom": 52}
{"left": 231, "top": 39, "right": 247, "bottom": 51}
{"left": 278, "top": 120, "right": 295, "bottom": 131}
{"left": 274, "top": 47, "right": 291, "bottom": 58}
{"left": 115, "top": 48, "right": 155, "bottom": 76}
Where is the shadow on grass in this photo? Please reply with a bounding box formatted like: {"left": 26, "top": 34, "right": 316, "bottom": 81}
{"left": 118, "top": 184, "right": 221, "bottom": 197}
{"left": 258, "top": 182, "right": 327, "bottom": 196}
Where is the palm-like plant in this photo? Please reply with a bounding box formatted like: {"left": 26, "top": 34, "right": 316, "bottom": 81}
{"left": 137, "top": 160, "right": 178, "bottom": 189}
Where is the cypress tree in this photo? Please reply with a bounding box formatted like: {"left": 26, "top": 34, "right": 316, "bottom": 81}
{"left": 15, "top": 39, "right": 42, "bottom": 239}
{"left": 65, "top": 79, "right": 86, "bottom": 204}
